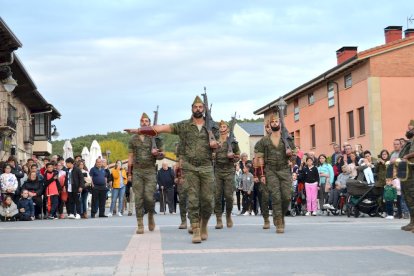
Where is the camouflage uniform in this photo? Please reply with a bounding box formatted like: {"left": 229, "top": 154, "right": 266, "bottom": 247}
{"left": 171, "top": 119, "right": 217, "bottom": 225}
{"left": 175, "top": 143, "right": 189, "bottom": 227}
{"left": 128, "top": 135, "right": 162, "bottom": 220}
{"left": 214, "top": 140, "right": 240, "bottom": 227}
{"left": 254, "top": 134, "right": 294, "bottom": 231}
{"left": 399, "top": 135, "right": 414, "bottom": 231}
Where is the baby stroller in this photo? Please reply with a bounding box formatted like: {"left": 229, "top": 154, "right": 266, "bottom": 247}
{"left": 346, "top": 179, "right": 384, "bottom": 218}
{"left": 288, "top": 182, "right": 307, "bottom": 216}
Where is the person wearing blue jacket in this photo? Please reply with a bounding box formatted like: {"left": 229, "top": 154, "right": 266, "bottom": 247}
{"left": 17, "top": 189, "right": 35, "bottom": 221}
{"left": 317, "top": 154, "right": 334, "bottom": 215}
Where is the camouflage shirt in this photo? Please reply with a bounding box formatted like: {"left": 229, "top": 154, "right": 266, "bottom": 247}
{"left": 254, "top": 134, "right": 295, "bottom": 170}
{"left": 171, "top": 118, "right": 218, "bottom": 166}
{"left": 128, "top": 134, "right": 163, "bottom": 169}
{"left": 215, "top": 140, "right": 240, "bottom": 171}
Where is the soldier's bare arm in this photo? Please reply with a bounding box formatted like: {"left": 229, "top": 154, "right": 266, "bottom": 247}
{"left": 125, "top": 124, "right": 172, "bottom": 135}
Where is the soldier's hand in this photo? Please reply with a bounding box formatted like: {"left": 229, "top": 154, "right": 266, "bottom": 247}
{"left": 227, "top": 153, "right": 235, "bottom": 159}
{"left": 260, "top": 176, "right": 266, "bottom": 184}
{"left": 286, "top": 149, "right": 292, "bottom": 157}
{"left": 209, "top": 140, "right": 219, "bottom": 149}
{"left": 151, "top": 148, "right": 159, "bottom": 156}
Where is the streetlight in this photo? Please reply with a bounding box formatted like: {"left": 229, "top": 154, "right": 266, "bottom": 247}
{"left": 0, "top": 66, "right": 17, "bottom": 93}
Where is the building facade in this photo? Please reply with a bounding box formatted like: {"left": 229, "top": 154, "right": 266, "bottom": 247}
{"left": 254, "top": 26, "right": 414, "bottom": 156}
{"left": 233, "top": 122, "right": 264, "bottom": 159}
{"left": 0, "top": 18, "right": 60, "bottom": 163}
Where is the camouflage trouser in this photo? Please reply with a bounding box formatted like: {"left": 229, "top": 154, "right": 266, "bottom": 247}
{"left": 263, "top": 168, "right": 292, "bottom": 219}
{"left": 401, "top": 169, "right": 414, "bottom": 216}
{"left": 132, "top": 168, "right": 156, "bottom": 219}
{"left": 177, "top": 181, "right": 188, "bottom": 223}
{"left": 260, "top": 183, "right": 270, "bottom": 218}
{"left": 183, "top": 165, "right": 214, "bottom": 224}
{"left": 214, "top": 170, "right": 234, "bottom": 215}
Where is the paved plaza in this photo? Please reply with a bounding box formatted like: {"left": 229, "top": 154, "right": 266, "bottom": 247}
{"left": 1, "top": 205, "right": 414, "bottom": 275}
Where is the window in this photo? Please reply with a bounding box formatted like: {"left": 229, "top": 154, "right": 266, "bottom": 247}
{"left": 358, "top": 107, "right": 365, "bottom": 135}
{"left": 295, "top": 130, "right": 301, "bottom": 149}
{"left": 348, "top": 111, "right": 354, "bottom": 138}
{"left": 33, "top": 114, "right": 51, "bottom": 141}
{"left": 308, "top": 92, "right": 314, "bottom": 105}
{"left": 310, "top": 124, "right": 316, "bottom": 148}
{"left": 294, "top": 99, "right": 299, "bottom": 121}
{"left": 345, "top": 73, "right": 352, "bottom": 88}
{"left": 7, "top": 103, "right": 17, "bottom": 129}
{"left": 328, "top": 83, "right": 335, "bottom": 107}
{"left": 330, "top": 117, "right": 336, "bottom": 143}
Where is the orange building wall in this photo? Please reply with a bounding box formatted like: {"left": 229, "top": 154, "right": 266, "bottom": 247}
{"left": 370, "top": 43, "right": 414, "bottom": 77}
{"left": 379, "top": 77, "right": 414, "bottom": 150}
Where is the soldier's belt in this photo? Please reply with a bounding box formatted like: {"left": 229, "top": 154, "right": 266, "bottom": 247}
{"left": 186, "top": 158, "right": 212, "bottom": 167}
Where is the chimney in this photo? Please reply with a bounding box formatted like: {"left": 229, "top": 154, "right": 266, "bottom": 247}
{"left": 336, "top": 46, "right": 358, "bottom": 65}
{"left": 384, "top": 26, "right": 402, "bottom": 43}
{"left": 405, "top": 29, "right": 414, "bottom": 38}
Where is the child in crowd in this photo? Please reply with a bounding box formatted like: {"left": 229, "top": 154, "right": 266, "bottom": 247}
{"left": 292, "top": 173, "right": 298, "bottom": 192}
{"left": 1, "top": 164, "right": 18, "bottom": 197}
{"left": 17, "top": 189, "right": 35, "bottom": 221}
{"left": 241, "top": 164, "right": 254, "bottom": 216}
{"left": 358, "top": 158, "right": 375, "bottom": 185}
{"left": 392, "top": 178, "right": 402, "bottom": 219}
{"left": 44, "top": 163, "right": 62, "bottom": 219}
{"left": 0, "top": 195, "right": 18, "bottom": 221}
{"left": 384, "top": 178, "right": 397, "bottom": 219}
{"left": 299, "top": 157, "right": 320, "bottom": 216}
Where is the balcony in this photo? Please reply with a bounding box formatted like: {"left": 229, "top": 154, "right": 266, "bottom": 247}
{"left": 32, "top": 140, "right": 52, "bottom": 156}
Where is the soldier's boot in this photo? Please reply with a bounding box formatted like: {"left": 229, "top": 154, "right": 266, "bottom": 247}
{"left": 401, "top": 215, "right": 414, "bottom": 231}
{"left": 215, "top": 215, "right": 223, "bottom": 229}
{"left": 148, "top": 213, "right": 155, "bottom": 231}
{"left": 188, "top": 226, "right": 193, "bottom": 234}
{"left": 191, "top": 223, "right": 201, "bottom": 243}
{"left": 226, "top": 213, "right": 233, "bottom": 228}
{"left": 136, "top": 218, "right": 144, "bottom": 234}
{"left": 262, "top": 217, "right": 270, "bottom": 229}
{"left": 179, "top": 219, "right": 187, "bottom": 229}
{"left": 201, "top": 218, "right": 209, "bottom": 240}
{"left": 274, "top": 217, "right": 284, "bottom": 234}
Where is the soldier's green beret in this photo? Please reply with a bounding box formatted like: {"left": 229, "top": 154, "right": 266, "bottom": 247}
{"left": 192, "top": 95, "right": 204, "bottom": 106}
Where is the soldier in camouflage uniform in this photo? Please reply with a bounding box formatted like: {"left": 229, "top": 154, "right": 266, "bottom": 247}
{"left": 125, "top": 96, "right": 219, "bottom": 243}
{"left": 254, "top": 113, "right": 295, "bottom": 233}
{"left": 127, "top": 112, "right": 163, "bottom": 234}
{"left": 214, "top": 120, "right": 240, "bottom": 229}
{"left": 399, "top": 120, "right": 414, "bottom": 233}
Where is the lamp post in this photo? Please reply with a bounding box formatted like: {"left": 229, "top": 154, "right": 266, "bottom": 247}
{"left": 106, "top": 150, "right": 111, "bottom": 164}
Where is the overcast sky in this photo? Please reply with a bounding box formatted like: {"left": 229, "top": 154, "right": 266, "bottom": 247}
{"left": 2, "top": 0, "right": 413, "bottom": 139}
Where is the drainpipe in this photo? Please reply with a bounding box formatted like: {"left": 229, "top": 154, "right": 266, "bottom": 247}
{"left": 327, "top": 81, "right": 341, "bottom": 148}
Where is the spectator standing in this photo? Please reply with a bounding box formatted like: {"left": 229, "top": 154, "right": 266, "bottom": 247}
{"left": 317, "top": 154, "right": 334, "bottom": 214}
{"left": 44, "top": 163, "right": 61, "bottom": 219}
{"left": 1, "top": 164, "right": 18, "bottom": 199}
{"left": 56, "top": 163, "right": 67, "bottom": 219}
{"left": 376, "top": 150, "right": 390, "bottom": 187}
{"left": 234, "top": 164, "right": 243, "bottom": 214}
{"left": 109, "top": 160, "right": 128, "bottom": 216}
{"left": 384, "top": 179, "right": 397, "bottom": 219}
{"left": 65, "top": 158, "right": 84, "bottom": 219}
{"left": 331, "top": 144, "right": 342, "bottom": 166}
{"left": 89, "top": 159, "right": 108, "bottom": 218}
{"left": 157, "top": 162, "right": 176, "bottom": 214}
{"left": 241, "top": 165, "right": 254, "bottom": 216}
{"left": 300, "top": 157, "right": 320, "bottom": 216}
{"left": 21, "top": 171, "right": 43, "bottom": 219}
{"left": 77, "top": 161, "right": 91, "bottom": 219}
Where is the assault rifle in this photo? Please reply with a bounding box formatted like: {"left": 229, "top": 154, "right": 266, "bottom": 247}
{"left": 201, "top": 87, "right": 217, "bottom": 145}
{"left": 227, "top": 112, "right": 237, "bottom": 158}
{"left": 151, "top": 105, "right": 159, "bottom": 152}
{"left": 276, "top": 98, "right": 292, "bottom": 155}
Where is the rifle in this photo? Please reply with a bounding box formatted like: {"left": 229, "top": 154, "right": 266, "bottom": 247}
{"left": 276, "top": 98, "right": 292, "bottom": 154}
{"left": 227, "top": 112, "right": 237, "bottom": 157}
{"left": 201, "top": 87, "right": 217, "bottom": 145}
{"left": 151, "top": 105, "right": 159, "bottom": 152}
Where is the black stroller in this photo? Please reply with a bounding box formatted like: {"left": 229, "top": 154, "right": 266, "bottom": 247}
{"left": 346, "top": 179, "right": 384, "bottom": 218}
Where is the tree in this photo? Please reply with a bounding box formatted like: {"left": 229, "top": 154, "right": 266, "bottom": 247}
{"left": 99, "top": 140, "right": 129, "bottom": 163}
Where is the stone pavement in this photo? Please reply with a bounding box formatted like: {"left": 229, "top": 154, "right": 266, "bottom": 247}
{"left": 1, "top": 205, "right": 414, "bottom": 275}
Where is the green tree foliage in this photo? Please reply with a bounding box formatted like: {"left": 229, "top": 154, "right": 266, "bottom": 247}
{"left": 100, "top": 140, "right": 128, "bottom": 162}
{"left": 52, "top": 132, "right": 179, "bottom": 157}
